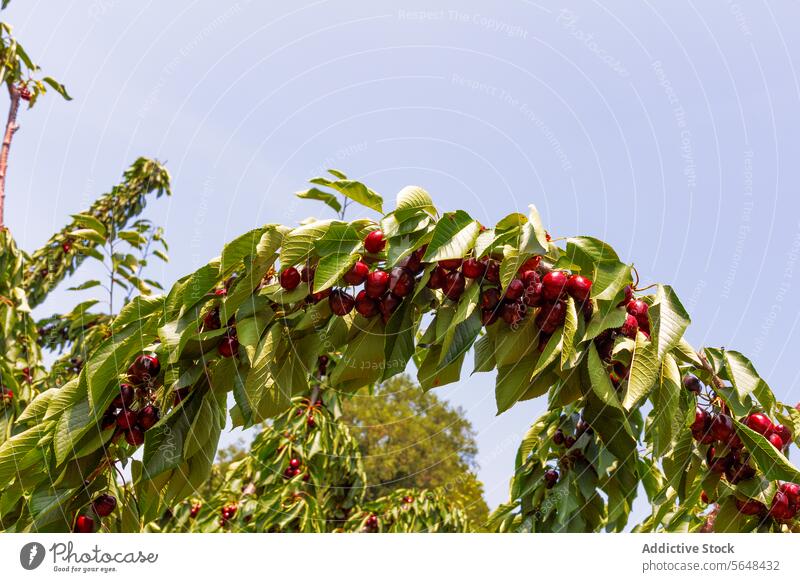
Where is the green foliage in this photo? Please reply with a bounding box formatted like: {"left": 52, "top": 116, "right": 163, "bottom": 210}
{"left": 343, "top": 488, "right": 470, "bottom": 533}
{"left": 342, "top": 375, "right": 489, "bottom": 527}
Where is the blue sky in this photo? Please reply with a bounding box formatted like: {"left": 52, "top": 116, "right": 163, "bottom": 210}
{"left": 5, "top": 1, "right": 800, "bottom": 515}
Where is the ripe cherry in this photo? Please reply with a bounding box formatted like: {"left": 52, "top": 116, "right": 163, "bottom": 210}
{"left": 774, "top": 424, "right": 792, "bottom": 446}
{"left": 19, "top": 86, "right": 31, "bottom": 101}
{"left": 701, "top": 491, "right": 710, "bottom": 504}
{"left": 365, "top": 270, "right": 390, "bottom": 298}
{"left": 481, "top": 308, "right": 499, "bottom": 326}
{"left": 480, "top": 288, "right": 500, "bottom": 310}
{"left": 501, "top": 301, "right": 526, "bottom": 326}
{"left": 289, "top": 458, "right": 301, "bottom": 469}
{"left": 279, "top": 267, "right": 301, "bottom": 290}
{"left": 355, "top": 290, "right": 380, "bottom": 318}
{"left": 706, "top": 447, "right": 729, "bottom": 473}
{"left": 74, "top": 515, "right": 94, "bottom": 533}
{"left": 541, "top": 271, "right": 568, "bottom": 301}
{"left": 112, "top": 384, "right": 136, "bottom": 409}
{"left": 100, "top": 413, "right": 117, "bottom": 430}
{"left": 125, "top": 427, "right": 145, "bottom": 446}
{"left": 443, "top": 271, "right": 466, "bottom": 301}
{"left": 137, "top": 404, "right": 160, "bottom": 430}
{"left": 300, "top": 264, "right": 315, "bottom": 283}
{"left": 116, "top": 410, "right": 137, "bottom": 430}
{"left": 364, "top": 230, "right": 386, "bottom": 253}
{"left": 343, "top": 261, "right": 369, "bottom": 285}
{"left": 735, "top": 498, "right": 766, "bottom": 516}
{"left": 379, "top": 293, "right": 402, "bottom": 320}
{"left": 726, "top": 462, "right": 756, "bottom": 484}
{"left": 519, "top": 256, "right": 541, "bottom": 273}
{"left": 683, "top": 375, "right": 701, "bottom": 394}
{"left": 564, "top": 435, "right": 576, "bottom": 448}
{"left": 626, "top": 300, "right": 649, "bottom": 326}
{"left": 329, "top": 289, "right": 355, "bottom": 316}
{"left": 553, "top": 429, "right": 565, "bottom": 445}
{"left": 127, "top": 354, "right": 160, "bottom": 386}
{"left": 768, "top": 433, "right": 785, "bottom": 450}
{"left": 769, "top": 491, "right": 797, "bottom": 520}
{"left": 190, "top": 502, "right": 202, "bottom": 518}
{"left": 710, "top": 414, "right": 734, "bottom": 442}
{"left": 566, "top": 274, "right": 593, "bottom": 302}
{"left": 691, "top": 409, "right": 714, "bottom": 443}
{"left": 309, "top": 288, "right": 331, "bottom": 303}
{"left": 427, "top": 266, "right": 447, "bottom": 289}
{"left": 92, "top": 494, "right": 117, "bottom": 517}
{"left": 779, "top": 483, "right": 800, "bottom": 507}
{"left": 461, "top": 258, "right": 485, "bottom": 279}
{"left": 389, "top": 267, "right": 415, "bottom": 297}
{"left": 438, "top": 258, "right": 463, "bottom": 271}
{"left": 744, "top": 412, "right": 773, "bottom": 436}
{"left": 620, "top": 314, "right": 639, "bottom": 339}
{"left": 617, "top": 285, "right": 634, "bottom": 307}
{"left": 218, "top": 336, "right": 239, "bottom": 358}
{"left": 484, "top": 260, "right": 500, "bottom": 284}
{"left": 544, "top": 469, "right": 559, "bottom": 489}
{"left": 202, "top": 307, "right": 222, "bottom": 331}
{"left": 505, "top": 279, "right": 524, "bottom": 301}
{"left": 534, "top": 301, "right": 566, "bottom": 334}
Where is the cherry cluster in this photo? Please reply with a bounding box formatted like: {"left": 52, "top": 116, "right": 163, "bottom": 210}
{"left": 363, "top": 513, "right": 379, "bottom": 532}
{"left": 691, "top": 398, "right": 798, "bottom": 521}
{"left": 219, "top": 502, "right": 238, "bottom": 526}
{"left": 99, "top": 354, "right": 161, "bottom": 446}
{"left": 73, "top": 493, "right": 117, "bottom": 533}
{"left": 282, "top": 457, "right": 310, "bottom": 481}
{"left": 190, "top": 501, "right": 202, "bottom": 518}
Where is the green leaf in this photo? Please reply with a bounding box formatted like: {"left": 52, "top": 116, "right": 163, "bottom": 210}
{"left": 308, "top": 177, "right": 383, "bottom": 213}
{"left": 220, "top": 228, "right": 265, "bottom": 275}
{"left": 565, "top": 237, "right": 619, "bottom": 274}
{"left": 422, "top": 210, "right": 480, "bottom": 262}
{"left": 296, "top": 188, "right": 342, "bottom": 213}
{"left": 280, "top": 220, "right": 334, "bottom": 267}
{"left": 587, "top": 343, "right": 623, "bottom": 410}
{"left": 650, "top": 285, "right": 690, "bottom": 359}
{"left": 330, "top": 318, "right": 385, "bottom": 390}
{"left": 733, "top": 420, "right": 800, "bottom": 483}
{"left": 650, "top": 353, "right": 682, "bottom": 457}
{"left": 141, "top": 391, "right": 205, "bottom": 480}
{"left": 71, "top": 213, "right": 107, "bottom": 237}
{"left": 313, "top": 253, "right": 356, "bottom": 293}
{"left": 725, "top": 351, "right": 771, "bottom": 405}
{"left": 67, "top": 279, "right": 102, "bottom": 291}
{"left": 70, "top": 228, "right": 106, "bottom": 245}
{"left": 623, "top": 333, "right": 659, "bottom": 410}
{"left": 42, "top": 76, "right": 72, "bottom": 100}
{"left": 560, "top": 297, "right": 578, "bottom": 369}
{"left": 314, "top": 222, "right": 365, "bottom": 257}
{"left": 394, "top": 186, "right": 436, "bottom": 219}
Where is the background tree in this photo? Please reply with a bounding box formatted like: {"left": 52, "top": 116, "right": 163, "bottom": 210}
{"left": 342, "top": 374, "right": 489, "bottom": 526}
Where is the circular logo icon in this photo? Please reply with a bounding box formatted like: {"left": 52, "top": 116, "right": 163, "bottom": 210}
{"left": 20, "top": 542, "right": 46, "bottom": 570}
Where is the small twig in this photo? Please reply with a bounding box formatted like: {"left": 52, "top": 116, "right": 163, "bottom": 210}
{"left": 697, "top": 350, "right": 725, "bottom": 391}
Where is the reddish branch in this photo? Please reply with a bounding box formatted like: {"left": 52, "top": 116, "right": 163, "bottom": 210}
{"left": 0, "top": 82, "right": 21, "bottom": 227}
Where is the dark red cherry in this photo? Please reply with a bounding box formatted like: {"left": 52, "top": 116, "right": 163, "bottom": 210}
{"left": 365, "top": 270, "right": 390, "bottom": 298}
{"left": 744, "top": 413, "right": 773, "bottom": 436}
{"left": 137, "top": 404, "right": 161, "bottom": 431}
{"left": 92, "top": 494, "right": 117, "bottom": 517}
{"left": 442, "top": 271, "right": 466, "bottom": 301}
{"left": 389, "top": 267, "right": 415, "bottom": 297}
{"left": 218, "top": 336, "right": 239, "bottom": 358}
{"left": 541, "top": 271, "right": 568, "bottom": 301}
{"left": 279, "top": 267, "right": 301, "bottom": 290}
{"left": 427, "top": 266, "right": 448, "bottom": 290}
{"left": 343, "top": 261, "right": 370, "bottom": 285}
{"left": 364, "top": 230, "right": 386, "bottom": 253}
{"left": 127, "top": 354, "right": 160, "bottom": 386}
{"left": 74, "top": 515, "right": 94, "bottom": 533}
{"left": 480, "top": 288, "right": 500, "bottom": 310}
{"left": 505, "top": 279, "right": 524, "bottom": 301}
{"left": 461, "top": 258, "right": 486, "bottom": 279}
{"left": 566, "top": 274, "right": 593, "bottom": 302}
{"left": 355, "top": 290, "right": 380, "bottom": 318}
{"left": 438, "top": 258, "right": 463, "bottom": 271}
{"left": 329, "top": 289, "right": 356, "bottom": 316}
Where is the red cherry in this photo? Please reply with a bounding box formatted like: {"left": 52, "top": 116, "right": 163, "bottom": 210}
{"left": 355, "top": 290, "right": 380, "bottom": 318}
{"left": 683, "top": 375, "right": 701, "bottom": 394}
{"left": 442, "top": 271, "right": 466, "bottom": 301}
{"left": 365, "top": 270, "right": 390, "bottom": 298}
{"left": 379, "top": 293, "right": 402, "bottom": 320}
{"left": 289, "top": 458, "right": 301, "bottom": 469}
{"left": 92, "top": 494, "right": 117, "bottom": 517}
{"left": 768, "top": 433, "right": 785, "bottom": 450}
{"left": 214, "top": 288, "right": 227, "bottom": 297}
{"left": 544, "top": 469, "right": 559, "bottom": 489}
{"left": 706, "top": 447, "right": 729, "bottom": 473}
{"left": 736, "top": 498, "right": 766, "bottom": 516}
{"left": 364, "top": 230, "right": 386, "bottom": 253}
{"left": 190, "top": 503, "right": 202, "bottom": 518}
{"left": 279, "top": 267, "right": 301, "bottom": 290}
{"left": 620, "top": 314, "right": 639, "bottom": 339}
{"left": 770, "top": 491, "right": 797, "bottom": 520}
{"left": 461, "top": 258, "right": 485, "bottom": 279}
{"left": 553, "top": 429, "right": 565, "bottom": 445}
{"left": 125, "top": 426, "right": 145, "bottom": 446}
{"left": 480, "top": 288, "right": 500, "bottom": 310}
{"left": 137, "top": 405, "right": 161, "bottom": 430}
{"left": 484, "top": 260, "right": 500, "bottom": 284}
{"left": 481, "top": 308, "right": 499, "bottom": 326}
{"left": 438, "top": 258, "right": 463, "bottom": 271}
{"left": 300, "top": 264, "right": 315, "bottom": 283}
{"left": 780, "top": 483, "right": 800, "bottom": 507}
{"left": 218, "top": 336, "right": 239, "bottom": 358}
{"left": 566, "top": 275, "right": 593, "bottom": 302}
{"left": 202, "top": 308, "right": 222, "bottom": 331}
{"left": 427, "top": 266, "right": 447, "bottom": 289}
{"left": 691, "top": 409, "right": 713, "bottom": 443}
{"left": 343, "top": 261, "right": 369, "bottom": 285}
{"left": 116, "top": 410, "right": 137, "bottom": 430}
{"left": 744, "top": 413, "right": 773, "bottom": 436}
{"left": 329, "top": 289, "right": 355, "bottom": 316}
{"left": 775, "top": 424, "right": 792, "bottom": 445}
{"left": 112, "top": 384, "right": 136, "bottom": 409}
{"left": 74, "top": 515, "right": 94, "bottom": 533}
{"left": 617, "top": 285, "right": 634, "bottom": 307}
{"left": 534, "top": 301, "right": 566, "bottom": 334}
{"left": 19, "top": 86, "right": 32, "bottom": 101}
{"left": 501, "top": 301, "right": 527, "bottom": 326}
{"left": 519, "top": 256, "right": 541, "bottom": 273}
{"left": 310, "top": 288, "right": 331, "bottom": 303}
{"left": 701, "top": 491, "right": 710, "bottom": 504}
{"left": 626, "top": 300, "right": 649, "bottom": 327}
{"left": 389, "top": 267, "right": 415, "bottom": 297}
{"left": 505, "top": 279, "right": 524, "bottom": 301}
{"left": 710, "top": 414, "right": 734, "bottom": 442}
{"left": 541, "top": 271, "right": 568, "bottom": 301}
{"left": 127, "top": 354, "right": 160, "bottom": 386}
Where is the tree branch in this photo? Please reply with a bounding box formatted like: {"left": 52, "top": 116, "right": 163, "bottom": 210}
{"left": 0, "top": 82, "right": 21, "bottom": 227}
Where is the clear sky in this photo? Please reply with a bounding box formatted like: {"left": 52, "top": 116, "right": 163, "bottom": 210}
{"left": 4, "top": 1, "right": 800, "bottom": 515}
